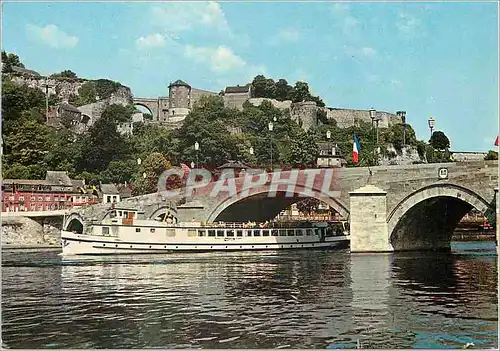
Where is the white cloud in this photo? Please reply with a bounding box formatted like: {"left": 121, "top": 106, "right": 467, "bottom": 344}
{"left": 26, "top": 24, "right": 78, "bottom": 49}
{"left": 151, "top": 1, "right": 230, "bottom": 33}
{"left": 396, "top": 13, "right": 421, "bottom": 35}
{"left": 331, "top": 3, "right": 358, "bottom": 34}
{"left": 390, "top": 79, "right": 403, "bottom": 89}
{"left": 135, "top": 33, "right": 166, "bottom": 50}
{"left": 185, "top": 45, "right": 245, "bottom": 72}
{"left": 361, "top": 47, "right": 376, "bottom": 57}
{"left": 269, "top": 28, "right": 301, "bottom": 45}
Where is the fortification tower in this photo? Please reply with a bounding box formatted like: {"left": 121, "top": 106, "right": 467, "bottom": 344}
{"left": 168, "top": 79, "right": 191, "bottom": 120}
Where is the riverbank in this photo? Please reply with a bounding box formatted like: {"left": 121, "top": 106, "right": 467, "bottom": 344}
{"left": 2, "top": 217, "right": 61, "bottom": 247}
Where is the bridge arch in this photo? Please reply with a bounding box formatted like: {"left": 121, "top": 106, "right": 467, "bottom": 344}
{"left": 206, "top": 187, "right": 349, "bottom": 223}
{"left": 388, "top": 183, "right": 494, "bottom": 251}
{"left": 63, "top": 213, "right": 86, "bottom": 233}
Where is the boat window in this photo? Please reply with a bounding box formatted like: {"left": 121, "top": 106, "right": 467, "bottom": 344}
{"left": 109, "top": 211, "right": 116, "bottom": 218}
{"left": 136, "top": 228, "right": 141, "bottom": 233}
{"left": 188, "top": 229, "right": 197, "bottom": 237}
{"left": 150, "top": 228, "right": 155, "bottom": 233}
{"left": 306, "top": 229, "right": 313, "bottom": 236}
{"left": 287, "top": 230, "right": 295, "bottom": 236}
{"left": 123, "top": 211, "right": 128, "bottom": 218}
{"left": 102, "top": 227, "right": 109, "bottom": 235}
{"left": 166, "top": 229, "right": 175, "bottom": 237}
{"left": 227, "top": 230, "right": 234, "bottom": 237}
{"left": 253, "top": 230, "right": 261, "bottom": 237}
{"left": 208, "top": 230, "right": 216, "bottom": 237}
{"left": 279, "top": 230, "right": 287, "bottom": 237}
{"left": 262, "top": 230, "right": 270, "bottom": 237}
{"left": 118, "top": 211, "right": 122, "bottom": 217}
{"left": 295, "top": 229, "right": 303, "bottom": 236}
{"left": 271, "top": 230, "right": 279, "bottom": 236}
{"left": 198, "top": 230, "right": 205, "bottom": 237}
{"left": 216, "top": 230, "right": 224, "bottom": 237}
{"left": 236, "top": 230, "right": 243, "bottom": 237}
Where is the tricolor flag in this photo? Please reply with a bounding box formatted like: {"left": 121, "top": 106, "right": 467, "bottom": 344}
{"left": 495, "top": 135, "right": 498, "bottom": 146}
{"left": 352, "top": 135, "right": 360, "bottom": 164}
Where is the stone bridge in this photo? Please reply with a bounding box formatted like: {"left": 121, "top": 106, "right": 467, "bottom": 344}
{"left": 133, "top": 97, "right": 161, "bottom": 120}
{"left": 67, "top": 161, "right": 498, "bottom": 252}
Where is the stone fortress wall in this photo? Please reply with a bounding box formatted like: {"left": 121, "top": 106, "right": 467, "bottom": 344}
{"left": 9, "top": 72, "right": 402, "bottom": 132}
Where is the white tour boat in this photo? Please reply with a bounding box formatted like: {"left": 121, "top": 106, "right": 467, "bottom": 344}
{"left": 61, "top": 207, "right": 350, "bottom": 255}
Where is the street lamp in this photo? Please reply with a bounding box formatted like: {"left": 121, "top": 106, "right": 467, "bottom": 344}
{"left": 428, "top": 117, "right": 435, "bottom": 139}
{"left": 268, "top": 121, "right": 274, "bottom": 170}
{"left": 397, "top": 111, "right": 407, "bottom": 146}
{"left": 326, "top": 130, "right": 332, "bottom": 167}
{"left": 194, "top": 141, "right": 199, "bottom": 168}
{"left": 137, "top": 158, "right": 142, "bottom": 165}
{"left": 369, "top": 108, "right": 376, "bottom": 127}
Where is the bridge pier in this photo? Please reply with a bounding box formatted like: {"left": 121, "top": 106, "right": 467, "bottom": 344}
{"left": 349, "top": 185, "right": 393, "bottom": 253}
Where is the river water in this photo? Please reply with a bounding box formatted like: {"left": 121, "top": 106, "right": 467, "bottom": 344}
{"left": 1, "top": 242, "right": 497, "bottom": 349}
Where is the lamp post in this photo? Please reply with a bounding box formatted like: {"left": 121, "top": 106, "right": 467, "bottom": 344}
{"left": 369, "top": 108, "right": 377, "bottom": 143}
{"left": 326, "top": 130, "right": 332, "bottom": 167}
{"left": 194, "top": 141, "right": 199, "bottom": 168}
{"left": 397, "top": 111, "right": 407, "bottom": 146}
{"left": 268, "top": 121, "right": 274, "bottom": 170}
{"left": 428, "top": 117, "right": 435, "bottom": 139}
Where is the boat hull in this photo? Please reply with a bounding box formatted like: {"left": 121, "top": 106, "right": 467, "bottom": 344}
{"left": 61, "top": 231, "right": 349, "bottom": 256}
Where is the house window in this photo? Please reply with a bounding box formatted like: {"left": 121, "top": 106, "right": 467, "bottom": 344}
{"left": 31, "top": 196, "right": 36, "bottom": 201}
{"left": 19, "top": 196, "right": 24, "bottom": 201}
{"left": 9, "top": 195, "right": 14, "bottom": 201}
{"left": 112, "top": 196, "right": 117, "bottom": 202}
{"left": 107, "top": 196, "right": 111, "bottom": 203}
{"left": 38, "top": 196, "right": 43, "bottom": 201}
{"left": 54, "top": 196, "right": 59, "bottom": 201}
{"left": 45, "top": 196, "right": 51, "bottom": 201}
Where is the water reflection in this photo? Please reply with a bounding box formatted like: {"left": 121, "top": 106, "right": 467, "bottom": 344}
{"left": 1, "top": 243, "right": 498, "bottom": 349}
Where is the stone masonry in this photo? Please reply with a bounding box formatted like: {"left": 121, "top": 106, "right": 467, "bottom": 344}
{"left": 349, "top": 185, "right": 391, "bottom": 253}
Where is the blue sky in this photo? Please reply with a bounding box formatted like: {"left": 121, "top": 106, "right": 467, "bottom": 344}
{"left": 2, "top": 1, "right": 498, "bottom": 151}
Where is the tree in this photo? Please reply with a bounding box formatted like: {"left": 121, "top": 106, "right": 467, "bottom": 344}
{"left": 101, "top": 104, "right": 135, "bottom": 123}
{"left": 76, "top": 113, "right": 131, "bottom": 172}
{"left": 291, "top": 81, "right": 310, "bottom": 103}
{"left": 132, "top": 153, "right": 172, "bottom": 195}
{"left": 430, "top": 131, "right": 450, "bottom": 150}
{"left": 2, "top": 51, "right": 24, "bottom": 72}
{"left": 384, "top": 123, "right": 418, "bottom": 152}
{"left": 296, "top": 198, "right": 320, "bottom": 215}
{"left": 51, "top": 70, "right": 77, "bottom": 79}
{"left": 275, "top": 79, "right": 293, "bottom": 101}
{"left": 484, "top": 150, "right": 498, "bottom": 160}
{"left": 101, "top": 160, "right": 138, "bottom": 183}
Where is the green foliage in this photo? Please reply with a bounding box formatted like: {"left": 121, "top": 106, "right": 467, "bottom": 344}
{"left": 250, "top": 75, "right": 325, "bottom": 107}
{"left": 101, "top": 104, "right": 135, "bottom": 123}
{"left": 430, "top": 131, "right": 450, "bottom": 150}
{"left": 101, "top": 160, "right": 138, "bottom": 183}
{"left": 51, "top": 70, "right": 77, "bottom": 79}
{"left": 72, "top": 79, "right": 122, "bottom": 106}
{"left": 75, "top": 113, "right": 132, "bottom": 173}
{"left": 384, "top": 123, "right": 417, "bottom": 152}
{"left": 3, "top": 163, "right": 45, "bottom": 180}
{"left": 132, "top": 153, "right": 172, "bottom": 196}
{"left": 2, "top": 51, "right": 24, "bottom": 72}
{"left": 484, "top": 150, "right": 498, "bottom": 160}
